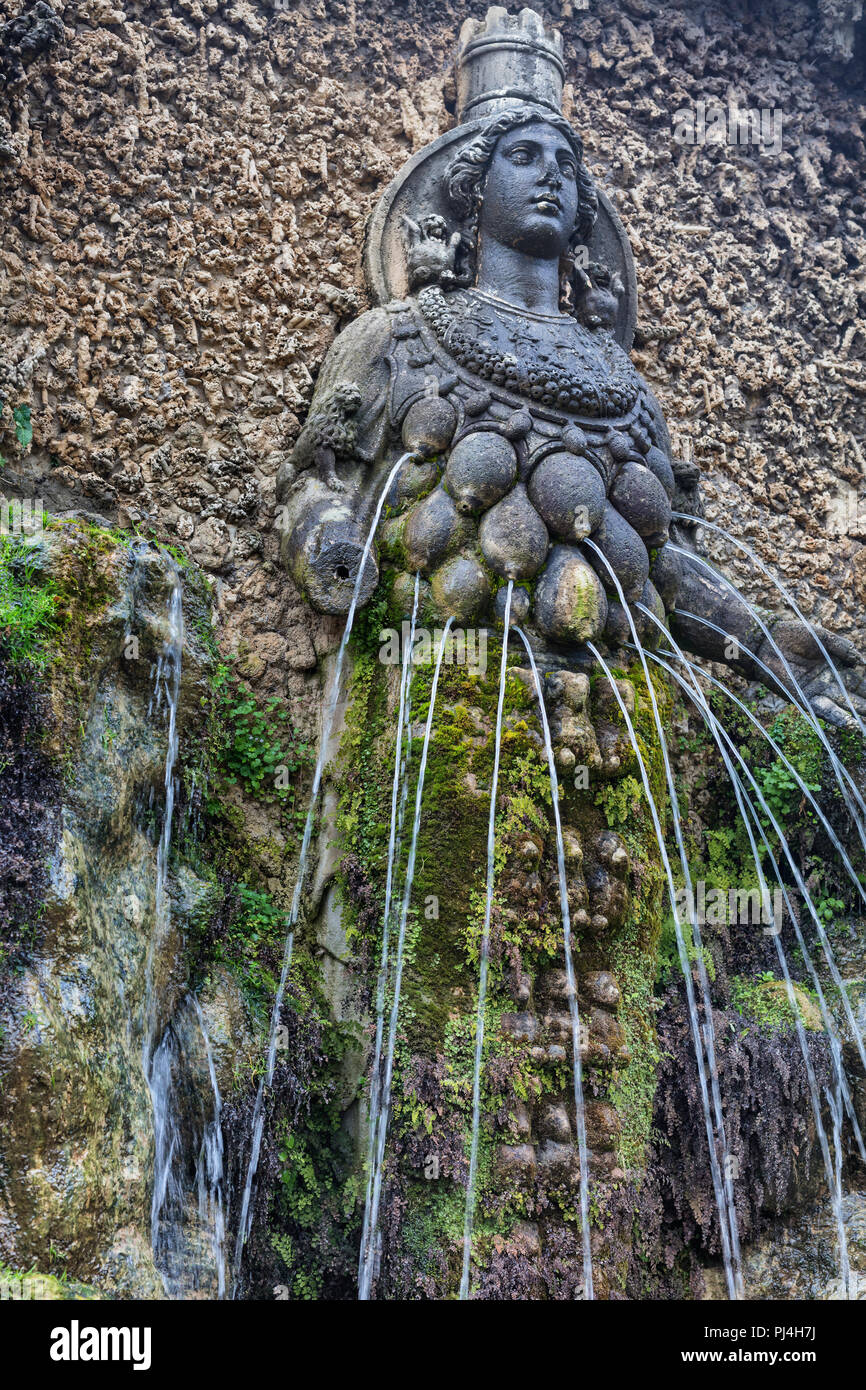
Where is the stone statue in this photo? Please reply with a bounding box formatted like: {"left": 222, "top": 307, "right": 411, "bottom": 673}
{"left": 277, "top": 4, "right": 863, "bottom": 713}
{"left": 271, "top": 7, "right": 864, "bottom": 1298}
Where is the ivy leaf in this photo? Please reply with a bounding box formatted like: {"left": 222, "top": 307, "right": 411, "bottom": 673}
{"left": 13, "top": 404, "right": 33, "bottom": 449}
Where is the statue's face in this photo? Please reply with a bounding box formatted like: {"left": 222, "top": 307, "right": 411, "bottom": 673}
{"left": 479, "top": 120, "right": 579, "bottom": 260}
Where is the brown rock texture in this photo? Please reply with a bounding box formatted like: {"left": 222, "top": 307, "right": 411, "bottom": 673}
{"left": 1, "top": 0, "right": 864, "bottom": 701}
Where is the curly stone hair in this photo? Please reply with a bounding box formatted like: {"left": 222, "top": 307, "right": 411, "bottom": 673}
{"left": 443, "top": 106, "right": 598, "bottom": 305}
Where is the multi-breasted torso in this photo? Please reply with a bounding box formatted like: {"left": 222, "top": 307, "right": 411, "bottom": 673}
{"left": 280, "top": 286, "right": 686, "bottom": 645}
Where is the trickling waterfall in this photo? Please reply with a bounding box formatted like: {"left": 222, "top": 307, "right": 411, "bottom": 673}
{"left": 194, "top": 1000, "right": 227, "bottom": 1300}
{"left": 233, "top": 452, "right": 418, "bottom": 1287}
{"left": 460, "top": 580, "right": 513, "bottom": 1301}
{"left": 143, "top": 565, "right": 183, "bottom": 1053}
{"left": 140, "top": 563, "right": 229, "bottom": 1298}
{"left": 147, "top": 1029, "right": 185, "bottom": 1295}
{"left": 358, "top": 572, "right": 420, "bottom": 1294}
{"left": 513, "top": 625, "right": 594, "bottom": 1301}
{"left": 585, "top": 539, "right": 743, "bottom": 1296}
{"left": 358, "top": 617, "right": 455, "bottom": 1300}
{"left": 642, "top": 638, "right": 853, "bottom": 1291}
{"left": 142, "top": 564, "right": 186, "bottom": 1296}
{"left": 672, "top": 513, "right": 866, "bottom": 740}
{"left": 826, "top": 1082, "right": 851, "bottom": 1299}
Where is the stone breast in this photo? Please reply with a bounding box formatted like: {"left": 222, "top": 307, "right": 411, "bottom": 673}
{"left": 381, "top": 298, "right": 680, "bottom": 649}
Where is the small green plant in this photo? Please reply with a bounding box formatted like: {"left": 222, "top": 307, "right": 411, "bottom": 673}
{"left": 754, "top": 709, "right": 822, "bottom": 827}
{"left": 101, "top": 704, "right": 116, "bottom": 750}
{"left": 211, "top": 666, "right": 310, "bottom": 810}
{"left": 594, "top": 775, "right": 643, "bottom": 828}
{"left": 656, "top": 911, "right": 716, "bottom": 988}
{"left": 12, "top": 404, "right": 33, "bottom": 450}
{"left": 271, "top": 1231, "right": 294, "bottom": 1270}
{"left": 349, "top": 572, "right": 394, "bottom": 657}
{"left": 213, "top": 883, "right": 289, "bottom": 1011}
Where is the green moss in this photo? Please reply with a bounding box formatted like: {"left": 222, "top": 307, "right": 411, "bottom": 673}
{"left": 607, "top": 819, "right": 664, "bottom": 1171}
{"left": 269, "top": 948, "right": 364, "bottom": 1299}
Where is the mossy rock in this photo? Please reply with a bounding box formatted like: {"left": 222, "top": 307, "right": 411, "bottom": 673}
{"left": 731, "top": 976, "right": 823, "bottom": 1032}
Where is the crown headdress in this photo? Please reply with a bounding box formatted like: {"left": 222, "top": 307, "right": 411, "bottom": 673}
{"left": 456, "top": 6, "right": 565, "bottom": 123}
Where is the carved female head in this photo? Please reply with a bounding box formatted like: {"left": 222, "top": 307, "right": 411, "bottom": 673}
{"left": 444, "top": 107, "right": 597, "bottom": 292}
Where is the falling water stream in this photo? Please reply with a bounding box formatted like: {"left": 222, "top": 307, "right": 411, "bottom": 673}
{"left": 585, "top": 539, "right": 742, "bottom": 1294}
{"left": 142, "top": 564, "right": 186, "bottom": 1295}
{"left": 669, "top": 551, "right": 866, "bottom": 850}
{"left": 677, "top": 661, "right": 866, "bottom": 915}
{"left": 460, "top": 580, "right": 513, "bottom": 1300}
{"left": 234, "top": 451, "right": 418, "bottom": 1286}
{"left": 140, "top": 562, "right": 230, "bottom": 1297}
{"left": 194, "top": 1000, "right": 228, "bottom": 1299}
{"left": 586, "top": 640, "right": 740, "bottom": 1296}
{"left": 642, "top": 629, "right": 866, "bottom": 1089}
{"left": 359, "top": 617, "right": 455, "bottom": 1299}
{"left": 358, "top": 573, "right": 420, "bottom": 1293}
{"left": 671, "top": 604, "right": 866, "bottom": 853}
{"left": 513, "top": 625, "right": 595, "bottom": 1300}
{"left": 142, "top": 565, "right": 183, "bottom": 1056}
{"left": 639, "top": 634, "right": 853, "bottom": 1292}
{"left": 653, "top": 635, "right": 866, "bottom": 1091}
{"left": 672, "top": 513, "right": 866, "bottom": 740}
{"left": 640, "top": 638, "right": 866, "bottom": 1162}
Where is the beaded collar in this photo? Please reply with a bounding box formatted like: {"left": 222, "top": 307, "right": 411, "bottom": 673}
{"left": 417, "top": 285, "right": 641, "bottom": 419}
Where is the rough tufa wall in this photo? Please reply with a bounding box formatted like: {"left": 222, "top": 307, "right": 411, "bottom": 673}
{"left": 1, "top": 0, "right": 864, "bottom": 721}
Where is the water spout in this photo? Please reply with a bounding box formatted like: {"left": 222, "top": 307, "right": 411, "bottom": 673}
{"left": 670, "top": 554, "right": 866, "bottom": 849}
{"left": 641, "top": 641, "right": 852, "bottom": 1290}
{"left": 639, "top": 633, "right": 866, "bottom": 1160}
{"left": 647, "top": 632, "right": 866, "bottom": 1092}
{"left": 638, "top": 619, "right": 866, "bottom": 1094}
{"left": 586, "top": 640, "right": 741, "bottom": 1297}
{"left": 667, "top": 654, "right": 866, "bottom": 915}
{"left": 585, "top": 537, "right": 743, "bottom": 1295}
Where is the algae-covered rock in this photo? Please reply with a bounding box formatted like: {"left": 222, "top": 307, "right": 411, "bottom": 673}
{"left": 0, "top": 523, "right": 255, "bottom": 1297}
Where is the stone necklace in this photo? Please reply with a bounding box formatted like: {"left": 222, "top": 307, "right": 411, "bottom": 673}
{"left": 417, "top": 283, "right": 641, "bottom": 419}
